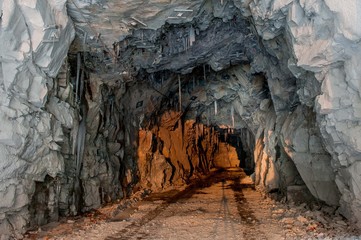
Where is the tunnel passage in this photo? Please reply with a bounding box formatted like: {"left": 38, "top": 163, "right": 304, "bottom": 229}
{"left": 54, "top": 3, "right": 314, "bottom": 222}
{"left": 0, "top": 1, "right": 343, "bottom": 237}
{"left": 216, "top": 128, "right": 255, "bottom": 175}
{"left": 120, "top": 58, "right": 306, "bottom": 199}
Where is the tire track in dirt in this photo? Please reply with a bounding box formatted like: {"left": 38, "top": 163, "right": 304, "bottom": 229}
{"left": 230, "top": 176, "right": 268, "bottom": 240}
{"left": 105, "top": 169, "right": 228, "bottom": 240}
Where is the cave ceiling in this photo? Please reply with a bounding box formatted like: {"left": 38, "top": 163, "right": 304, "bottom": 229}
{"left": 69, "top": 0, "right": 264, "bottom": 73}
{"left": 68, "top": 0, "right": 286, "bottom": 130}
{"left": 68, "top": 0, "right": 204, "bottom": 48}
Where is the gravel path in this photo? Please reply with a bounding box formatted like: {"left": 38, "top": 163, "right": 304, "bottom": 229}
{"left": 26, "top": 169, "right": 360, "bottom": 240}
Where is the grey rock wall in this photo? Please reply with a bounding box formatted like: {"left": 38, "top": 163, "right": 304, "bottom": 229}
{"left": 247, "top": 0, "right": 361, "bottom": 225}
{"left": 0, "top": 0, "right": 74, "bottom": 237}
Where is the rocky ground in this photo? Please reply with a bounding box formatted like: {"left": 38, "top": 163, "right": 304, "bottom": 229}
{"left": 24, "top": 169, "right": 360, "bottom": 240}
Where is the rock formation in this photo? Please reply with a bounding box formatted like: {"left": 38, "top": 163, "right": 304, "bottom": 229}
{"left": 0, "top": 0, "right": 74, "bottom": 237}
{"left": 1, "top": 0, "right": 361, "bottom": 237}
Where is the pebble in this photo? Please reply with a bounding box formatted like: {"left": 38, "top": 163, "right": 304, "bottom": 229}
{"left": 296, "top": 216, "right": 308, "bottom": 224}
{"left": 336, "top": 220, "right": 347, "bottom": 226}
{"left": 317, "top": 233, "right": 325, "bottom": 238}
{"left": 281, "top": 217, "right": 295, "bottom": 225}
{"left": 273, "top": 209, "right": 285, "bottom": 214}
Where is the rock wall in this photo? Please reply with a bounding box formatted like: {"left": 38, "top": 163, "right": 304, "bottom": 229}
{"left": 0, "top": 1, "right": 131, "bottom": 237}
{"left": 0, "top": 0, "right": 74, "bottom": 237}
{"left": 76, "top": 73, "right": 130, "bottom": 212}
{"left": 213, "top": 142, "right": 240, "bottom": 168}
{"left": 137, "top": 111, "right": 220, "bottom": 191}
{"left": 245, "top": 0, "right": 361, "bottom": 224}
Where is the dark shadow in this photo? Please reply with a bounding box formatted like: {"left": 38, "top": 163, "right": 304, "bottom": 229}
{"left": 217, "top": 128, "right": 255, "bottom": 175}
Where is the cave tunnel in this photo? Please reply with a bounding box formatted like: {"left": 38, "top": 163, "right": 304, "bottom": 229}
{"left": 1, "top": 0, "right": 361, "bottom": 238}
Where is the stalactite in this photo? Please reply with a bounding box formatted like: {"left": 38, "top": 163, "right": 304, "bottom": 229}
{"left": 214, "top": 100, "right": 218, "bottom": 115}
{"left": 83, "top": 32, "right": 87, "bottom": 62}
{"left": 203, "top": 64, "right": 207, "bottom": 82}
{"left": 75, "top": 52, "right": 81, "bottom": 103}
{"left": 178, "top": 75, "right": 182, "bottom": 111}
{"left": 196, "top": 123, "right": 199, "bottom": 141}
{"left": 207, "top": 108, "right": 210, "bottom": 125}
{"left": 74, "top": 112, "right": 86, "bottom": 214}
{"left": 231, "top": 105, "right": 234, "bottom": 128}
{"left": 189, "top": 26, "right": 195, "bottom": 46}
{"left": 208, "top": 128, "right": 211, "bottom": 143}
{"left": 79, "top": 70, "right": 85, "bottom": 101}
{"left": 180, "top": 119, "right": 184, "bottom": 148}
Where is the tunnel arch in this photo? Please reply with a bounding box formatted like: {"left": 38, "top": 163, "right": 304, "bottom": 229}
{"left": 1, "top": 0, "right": 354, "bottom": 237}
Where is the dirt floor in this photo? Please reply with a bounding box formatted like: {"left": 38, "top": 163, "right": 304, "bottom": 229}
{"left": 25, "top": 168, "right": 360, "bottom": 240}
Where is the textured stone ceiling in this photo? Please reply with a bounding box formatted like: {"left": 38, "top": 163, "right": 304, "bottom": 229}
{"left": 68, "top": 0, "right": 203, "bottom": 46}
